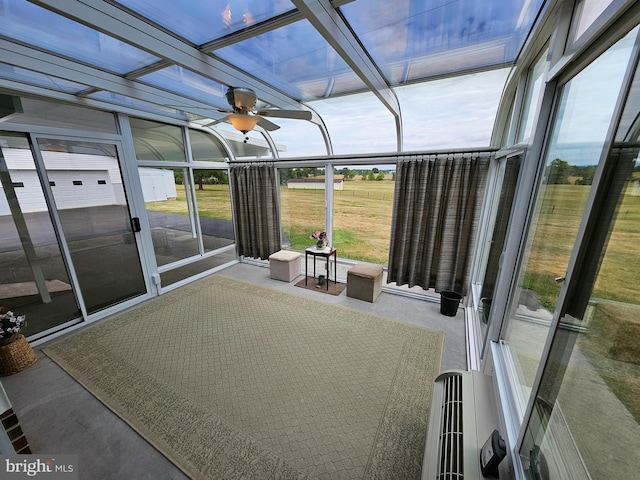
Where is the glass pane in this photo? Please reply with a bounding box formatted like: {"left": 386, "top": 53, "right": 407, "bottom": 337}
{"left": 504, "top": 28, "right": 636, "bottom": 416}
{"left": 265, "top": 118, "right": 328, "bottom": 158}
{"left": 88, "top": 92, "right": 184, "bottom": 118}
{"left": 215, "top": 126, "right": 274, "bottom": 160}
{"left": 398, "top": 69, "right": 509, "bottom": 150}
{"left": 38, "top": 138, "right": 147, "bottom": 314}
{"left": 130, "top": 117, "right": 186, "bottom": 162}
{"left": 332, "top": 165, "right": 394, "bottom": 265}
{"left": 569, "top": 0, "right": 615, "bottom": 46}
{"left": 114, "top": 0, "right": 294, "bottom": 45}
{"left": 159, "top": 248, "right": 237, "bottom": 288}
{"left": 0, "top": 97, "right": 118, "bottom": 134}
{"left": 0, "top": 0, "right": 159, "bottom": 74}
{"left": 0, "top": 133, "right": 81, "bottom": 336}
{"left": 215, "top": 19, "right": 365, "bottom": 100}
{"left": 143, "top": 167, "right": 199, "bottom": 266}
{"left": 278, "top": 167, "right": 326, "bottom": 250}
{"left": 340, "top": 0, "right": 544, "bottom": 83}
{"left": 192, "top": 169, "right": 234, "bottom": 253}
{"left": 474, "top": 155, "right": 521, "bottom": 345}
{"left": 519, "top": 58, "right": 640, "bottom": 480}
{"left": 308, "top": 92, "right": 397, "bottom": 154}
{"left": 0, "top": 63, "right": 88, "bottom": 94}
{"left": 139, "top": 67, "right": 228, "bottom": 108}
{"left": 188, "top": 129, "right": 228, "bottom": 162}
{"left": 517, "top": 48, "right": 549, "bottom": 144}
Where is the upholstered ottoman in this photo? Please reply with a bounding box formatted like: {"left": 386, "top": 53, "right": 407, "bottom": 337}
{"left": 269, "top": 250, "right": 302, "bottom": 282}
{"left": 347, "top": 264, "right": 384, "bottom": 302}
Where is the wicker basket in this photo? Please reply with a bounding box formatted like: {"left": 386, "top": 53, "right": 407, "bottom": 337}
{"left": 0, "top": 333, "right": 37, "bottom": 376}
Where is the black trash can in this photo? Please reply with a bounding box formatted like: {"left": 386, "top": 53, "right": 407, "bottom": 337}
{"left": 440, "top": 291, "right": 462, "bottom": 316}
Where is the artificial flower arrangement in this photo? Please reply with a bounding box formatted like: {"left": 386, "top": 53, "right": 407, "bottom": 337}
{"left": 310, "top": 230, "right": 328, "bottom": 248}
{"left": 0, "top": 310, "right": 26, "bottom": 339}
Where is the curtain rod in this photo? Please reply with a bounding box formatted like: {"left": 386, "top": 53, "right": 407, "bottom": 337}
{"left": 227, "top": 147, "right": 499, "bottom": 165}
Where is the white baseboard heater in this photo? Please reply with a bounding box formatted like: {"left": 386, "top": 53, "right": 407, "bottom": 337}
{"left": 421, "top": 370, "right": 501, "bottom": 480}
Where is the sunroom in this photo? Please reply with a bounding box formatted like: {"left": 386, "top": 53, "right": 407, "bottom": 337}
{"left": 0, "top": 1, "right": 639, "bottom": 479}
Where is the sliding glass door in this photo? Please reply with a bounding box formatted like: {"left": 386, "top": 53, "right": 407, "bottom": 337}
{"left": 36, "top": 137, "right": 147, "bottom": 315}
{"left": 0, "top": 132, "right": 148, "bottom": 338}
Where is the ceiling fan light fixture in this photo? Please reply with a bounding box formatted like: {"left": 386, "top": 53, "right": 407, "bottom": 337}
{"left": 228, "top": 113, "right": 259, "bottom": 133}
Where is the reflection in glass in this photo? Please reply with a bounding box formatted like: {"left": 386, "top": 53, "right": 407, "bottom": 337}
{"left": 0, "top": 0, "right": 159, "bottom": 74}
{"left": 520, "top": 123, "right": 640, "bottom": 479}
{"left": 130, "top": 117, "right": 186, "bottom": 162}
{"left": 143, "top": 168, "right": 199, "bottom": 266}
{"left": 0, "top": 134, "right": 81, "bottom": 336}
{"left": 38, "top": 138, "right": 147, "bottom": 315}
{"left": 192, "top": 169, "right": 234, "bottom": 253}
{"left": 340, "top": 0, "right": 543, "bottom": 82}
{"left": 215, "top": 126, "right": 273, "bottom": 160}
{"left": 332, "top": 165, "right": 394, "bottom": 265}
{"left": 517, "top": 49, "right": 548, "bottom": 144}
{"left": 140, "top": 67, "right": 228, "bottom": 107}
{"left": 215, "top": 19, "right": 365, "bottom": 99}
{"left": 188, "top": 129, "right": 228, "bottom": 162}
{"left": 569, "top": 0, "right": 615, "bottom": 46}
{"left": 504, "top": 29, "right": 635, "bottom": 412}
{"left": 278, "top": 167, "right": 325, "bottom": 251}
{"left": 475, "top": 155, "right": 521, "bottom": 345}
{"left": 0, "top": 63, "right": 87, "bottom": 94}
{"left": 115, "top": 0, "right": 294, "bottom": 45}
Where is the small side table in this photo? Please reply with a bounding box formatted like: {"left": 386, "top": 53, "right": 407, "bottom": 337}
{"left": 305, "top": 247, "right": 337, "bottom": 290}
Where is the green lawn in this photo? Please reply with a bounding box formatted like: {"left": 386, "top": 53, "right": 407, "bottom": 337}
{"left": 147, "top": 181, "right": 640, "bottom": 304}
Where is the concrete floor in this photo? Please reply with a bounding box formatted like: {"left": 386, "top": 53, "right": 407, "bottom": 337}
{"left": 0, "top": 262, "right": 467, "bottom": 479}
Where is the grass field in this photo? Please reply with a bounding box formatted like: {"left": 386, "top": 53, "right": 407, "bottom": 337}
{"left": 523, "top": 183, "right": 640, "bottom": 309}
{"left": 280, "top": 179, "right": 395, "bottom": 264}
{"left": 146, "top": 180, "right": 639, "bottom": 305}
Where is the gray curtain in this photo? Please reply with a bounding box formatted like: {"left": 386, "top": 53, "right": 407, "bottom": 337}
{"left": 387, "top": 154, "right": 490, "bottom": 295}
{"left": 229, "top": 163, "right": 281, "bottom": 260}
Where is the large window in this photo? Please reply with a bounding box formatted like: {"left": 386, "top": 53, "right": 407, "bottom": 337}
{"left": 331, "top": 164, "right": 394, "bottom": 264}
{"left": 503, "top": 30, "right": 636, "bottom": 415}
{"left": 131, "top": 118, "right": 235, "bottom": 288}
{"left": 278, "top": 167, "right": 326, "bottom": 251}
{"left": 519, "top": 32, "right": 640, "bottom": 479}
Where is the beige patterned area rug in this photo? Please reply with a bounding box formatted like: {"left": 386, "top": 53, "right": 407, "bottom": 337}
{"left": 43, "top": 275, "right": 444, "bottom": 480}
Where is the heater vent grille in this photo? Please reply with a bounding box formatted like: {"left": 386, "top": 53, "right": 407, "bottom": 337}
{"left": 422, "top": 370, "right": 498, "bottom": 480}
{"left": 438, "top": 373, "right": 464, "bottom": 479}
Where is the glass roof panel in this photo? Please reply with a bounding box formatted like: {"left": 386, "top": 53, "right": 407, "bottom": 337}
{"left": 0, "top": 0, "right": 160, "bottom": 75}
{"left": 87, "top": 91, "right": 186, "bottom": 118}
{"left": 114, "top": 0, "right": 295, "bottom": 45}
{"left": 308, "top": 92, "right": 397, "bottom": 154}
{"left": 215, "top": 19, "right": 366, "bottom": 100}
{"left": 138, "top": 66, "right": 228, "bottom": 108}
{"left": 340, "top": 0, "right": 544, "bottom": 83}
{"left": 398, "top": 68, "right": 509, "bottom": 150}
{"left": 0, "top": 63, "right": 88, "bottom": 94}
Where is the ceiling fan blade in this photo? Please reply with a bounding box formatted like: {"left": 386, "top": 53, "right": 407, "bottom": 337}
{"left": 203, "top": 117, "right": 228, "bottom": 127}
{"left": 256, "top": 109, "right": 312, "bottom": 121}
{"left": 256, "top": 116, "right": 280, "bottom": 131}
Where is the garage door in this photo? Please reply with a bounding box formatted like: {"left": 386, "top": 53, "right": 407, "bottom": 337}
{"left": 48, "top": 170, "right": 116, "bottom": 209}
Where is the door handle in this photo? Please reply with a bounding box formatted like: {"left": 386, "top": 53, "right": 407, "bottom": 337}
{"left": 131, "top": 217, "right": 141, "bottom": 232}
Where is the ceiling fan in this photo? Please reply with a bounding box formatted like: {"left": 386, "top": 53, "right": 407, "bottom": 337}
{"left": 216, "top": 87, "right": 312, "bottom": 135}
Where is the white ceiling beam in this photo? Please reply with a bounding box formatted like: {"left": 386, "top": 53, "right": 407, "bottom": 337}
{"left": 27, "top": 0, "right": 305, "bottom": 111}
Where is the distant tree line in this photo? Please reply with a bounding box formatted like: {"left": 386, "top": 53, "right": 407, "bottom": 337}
{"left": 174, "top": 170, "right": 229, "bottom": 189}
{"left": 544, "top": 158, "right": 596, "bottom": 185}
